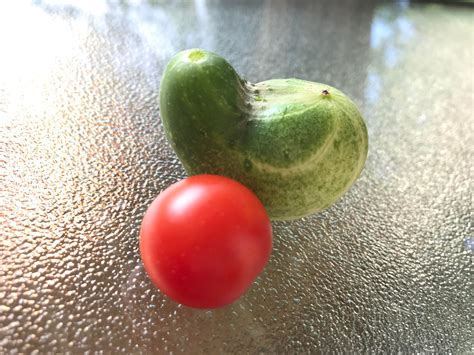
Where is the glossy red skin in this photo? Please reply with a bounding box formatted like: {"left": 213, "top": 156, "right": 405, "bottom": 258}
{"left": 140, "top": 175, "right": 272, "bottom": 309}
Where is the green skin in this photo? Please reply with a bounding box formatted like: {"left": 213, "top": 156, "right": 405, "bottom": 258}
{"left": 159, "top": 49, "right": 368, "bottom": 220}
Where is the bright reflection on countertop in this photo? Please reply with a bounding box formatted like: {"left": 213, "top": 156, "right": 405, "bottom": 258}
{"left": 0, "top": 2, "right": 80, "bottom": 124}
{"left": 365, "top": 4, "right": 416, "bottom": 105}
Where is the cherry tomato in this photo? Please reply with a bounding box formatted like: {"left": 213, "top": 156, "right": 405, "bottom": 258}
{"left": 140, "top": 174, "right": 272, "bottom": 309}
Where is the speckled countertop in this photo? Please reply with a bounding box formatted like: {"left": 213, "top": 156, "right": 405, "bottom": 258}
{"left": 1, "top": 1, "right": 472, "bottom": 353}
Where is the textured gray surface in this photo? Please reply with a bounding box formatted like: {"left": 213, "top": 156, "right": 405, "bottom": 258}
{"left": 1, "top": 1, "right": 473, "bottom": 353}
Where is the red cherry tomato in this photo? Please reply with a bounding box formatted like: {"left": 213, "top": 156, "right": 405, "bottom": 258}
{"left": 140, "top": 174, "right": 272, "bottom": 309}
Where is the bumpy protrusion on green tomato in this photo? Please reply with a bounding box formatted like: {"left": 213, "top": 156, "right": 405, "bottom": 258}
{"left": 159, "top": 49, "right": 368, "bottom": 220}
